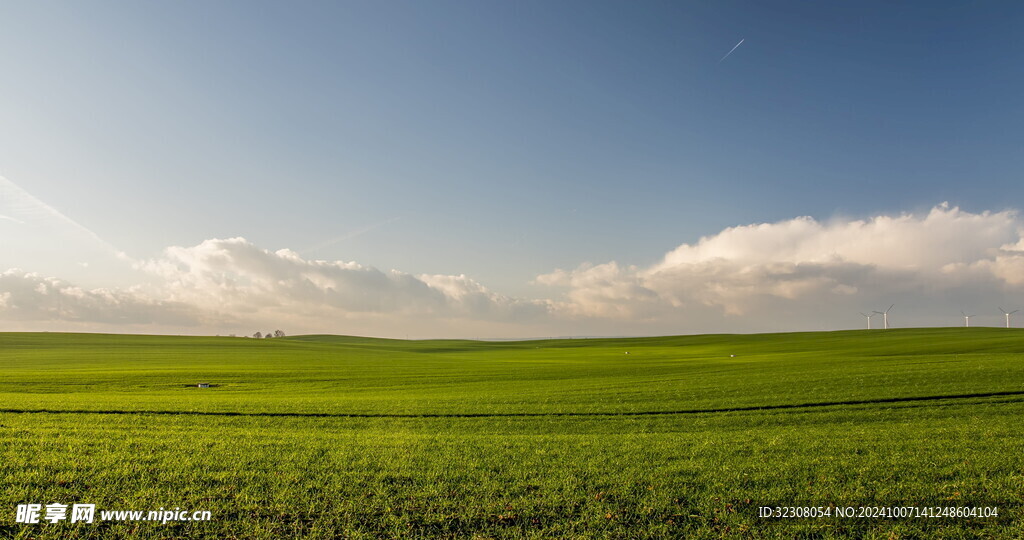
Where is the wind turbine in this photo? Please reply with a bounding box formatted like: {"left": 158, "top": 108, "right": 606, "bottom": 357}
{"left": 873, "top": 304, "right": 894, "bottom": 330}
{"left": 1000, "top": 307, "right": 1019, "bottom": 328}
{"left": 961, "top": 310, "right": 975, "bottom": 327}
{"left": 859, "top": 312, "right": 874, "bottom": 329}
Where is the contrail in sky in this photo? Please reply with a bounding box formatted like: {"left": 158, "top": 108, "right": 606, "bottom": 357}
{"left": 0, "top": 175, "right": 129, "bottom": 260}
{"left": 718, "top": 38, "right": 745, "bottom": 63}
{"left": 302, "top": 217, "right": 402, "bottom": 255}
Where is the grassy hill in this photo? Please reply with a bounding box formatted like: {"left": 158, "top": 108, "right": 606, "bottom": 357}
{"left": 2, "top": 329, "right": 1023, "bottom": 537}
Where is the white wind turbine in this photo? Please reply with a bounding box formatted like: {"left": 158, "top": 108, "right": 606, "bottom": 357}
{"left": 859, "top": 312, "right": 874, "bottom": 330}
{"left": 1000, "top": 307, "right": 1019, "bottom": 328}
{"left": 961, "top": 310, "right": 975, "bottom": 327}
{"left": 873, "top": 304, "right": 894, "bottom": 330}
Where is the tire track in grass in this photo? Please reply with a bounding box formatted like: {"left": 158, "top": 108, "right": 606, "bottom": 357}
{"left": 2, "top": 390, "right": 1024, "bottom": 418}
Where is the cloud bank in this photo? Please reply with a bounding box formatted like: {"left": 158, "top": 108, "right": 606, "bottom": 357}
{"left": 3, "top": 204, "right": 1024, "bottom": 336}
{"left": 138, "top": 237, "right": 549, "bottom": 324}
{"left": 0, "top": 269, "right": 199, "bottom": 326}
{"left": 536, "top": 204, "right": 1024, "bottom": 330}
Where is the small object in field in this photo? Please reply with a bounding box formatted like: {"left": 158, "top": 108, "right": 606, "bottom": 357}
{"left": 625, "top": 351, "right": 629, "bottom": 355}
{"left": 197, "top": 382, "right": 211, "bottom": 388}
{"left": 730, "top": 354, "right": 736, "bottom": 357}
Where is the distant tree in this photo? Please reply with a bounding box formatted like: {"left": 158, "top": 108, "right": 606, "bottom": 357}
{"left": 253, "top": 331, "right": 262, "bottom": 339}
{"left": 273, "top": 330, "right": 285, "bottom": 338}
{"left": 265, "top": 331, "right": 273, "bottom": 338}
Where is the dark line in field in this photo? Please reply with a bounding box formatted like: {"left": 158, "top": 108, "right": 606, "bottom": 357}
{"left": 1, "top": 390, "right": 1023, "bottom": 419}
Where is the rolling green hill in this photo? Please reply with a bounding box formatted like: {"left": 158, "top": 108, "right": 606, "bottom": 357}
{"left": 2, "top": 329, "right": 1023, "bottom": 538}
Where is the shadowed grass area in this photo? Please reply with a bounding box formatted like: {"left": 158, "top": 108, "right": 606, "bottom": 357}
{"left": 2, "top": 328, "right": 1023, "bottom": 538}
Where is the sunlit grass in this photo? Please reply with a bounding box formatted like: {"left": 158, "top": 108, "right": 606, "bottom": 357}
{"left": 2, "top": 329, "right": 1023, "bottom": 538}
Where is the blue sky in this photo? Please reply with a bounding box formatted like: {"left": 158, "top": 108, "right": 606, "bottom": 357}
{"left": 3, "top": 1, "right": 1024, "bottom": 337}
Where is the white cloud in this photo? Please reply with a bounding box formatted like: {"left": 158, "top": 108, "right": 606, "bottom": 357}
{"left": 654, "top": 203, "right": 1016, "bottom": 271}
{"left": 535, "top": 262, "right": 660, "bottom": 318}
{"left": 0, "top": 238, "right": 554, "bottom": 336}
{"left": 0, "top": 269, "right": 201, "bottom": 326}
{"left": 537, "top": 204, "right": 1024, "bottom": 324}
{"left": 5, "top": 204, "right": 1024, "bottom": 336}
{"left": 134, "top": 237, "right": 550, "bottom": 327}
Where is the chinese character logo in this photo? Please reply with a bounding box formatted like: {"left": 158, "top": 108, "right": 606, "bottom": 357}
{"left": 15, "top": 504, "right": 41, "bottom": 524}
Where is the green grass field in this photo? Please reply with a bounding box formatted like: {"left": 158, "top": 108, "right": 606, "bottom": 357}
{"left": 2, "top": 328, "right": 1023, "bottom": 538}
